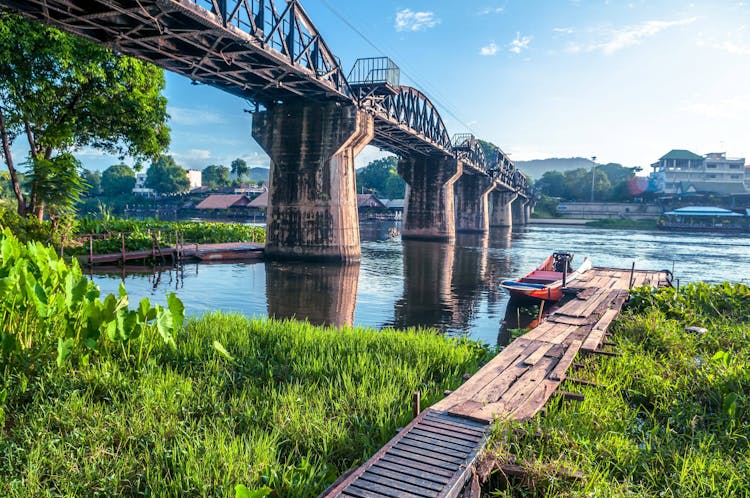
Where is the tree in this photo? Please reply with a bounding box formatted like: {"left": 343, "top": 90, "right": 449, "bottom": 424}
{"left": 0, "top": 13, "right": 169, "bottom": 218}
{"left": 81, "top": 169, "right": 101, "bottom": 197}
{"left": 356, "top": 156, "right": 405, "bottom": 198}
{"left": 145, "top": 156, "right": 189, "bottom": 194}
{"left": 230, "top": 158, "right": 249, "bottom": 181}
{"left": 535, "top": 171, "right": 568, "bottom": 198}
{"left": 101, "top": 164, "right": 135, "bottom": 197}
{"left": 202, "top": 164, "right": 230, "bottom": 188}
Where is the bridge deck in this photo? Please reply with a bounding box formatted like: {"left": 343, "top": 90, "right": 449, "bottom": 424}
{"left": 322, "top": 267, "right": 670, "bottom": 498}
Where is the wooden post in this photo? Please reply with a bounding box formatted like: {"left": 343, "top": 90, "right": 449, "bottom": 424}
{"left": 628, "top": 261, "right": 636, "bottom": 289}
{"left": 89, "top": 235, "right": 93, "bottom": 265}
{"left": 562, "top": 258, "right": 568, "bottom": 288}
{"left": 120, "top": 232, "right": 126, "bottom": 265}
{"left": 537, "top": 300, "right": 546, "bottom": 323}
{"left": 412, "top": 391, "right": 421, "bottom": 418}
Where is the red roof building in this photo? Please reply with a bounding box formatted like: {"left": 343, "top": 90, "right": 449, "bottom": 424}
{"left": 195, "top": 194, "right": 251, "bottom": 210}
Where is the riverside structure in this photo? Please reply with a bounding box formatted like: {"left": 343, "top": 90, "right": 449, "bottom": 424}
{"left": 0, "top": 0, "right": 533, "bottom": 262}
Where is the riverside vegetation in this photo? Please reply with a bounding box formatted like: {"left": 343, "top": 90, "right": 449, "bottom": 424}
{"left": 485, "top": 282, "right": 750, "bottom": 496}
{"left": 0, "top": 229, "right": 493, "bottom": 496}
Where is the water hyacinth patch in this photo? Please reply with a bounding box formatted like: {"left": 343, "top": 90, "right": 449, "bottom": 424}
{"left": 0, "top": 228, "right": 184, "bottom": 369}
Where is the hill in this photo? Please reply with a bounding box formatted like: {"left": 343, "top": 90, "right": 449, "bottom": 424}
{"left": 514, "top": 157, "right": 594, "bottom": 180}
{"left": 247, "top": 166, "right": 269, "bottom": 183}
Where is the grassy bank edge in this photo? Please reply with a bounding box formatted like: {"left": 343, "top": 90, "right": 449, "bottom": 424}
{"left": 482, "top": 282, "right": 750, "bottom": 497}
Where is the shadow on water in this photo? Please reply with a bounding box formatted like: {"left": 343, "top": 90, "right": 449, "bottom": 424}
{"left": 265, "top": 261, "right": 360, "bottom": 328}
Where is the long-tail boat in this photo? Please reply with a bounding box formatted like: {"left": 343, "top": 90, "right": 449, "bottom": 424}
{"left": 500, "top": 252, "right": 591, "bottom": 302}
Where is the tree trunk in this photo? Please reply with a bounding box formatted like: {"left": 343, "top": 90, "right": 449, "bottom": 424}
{"left": 0, "top": 108, "right": 26, "bottom": 216}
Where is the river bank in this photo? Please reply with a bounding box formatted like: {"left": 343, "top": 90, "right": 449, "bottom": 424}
{"left": 482, "top": 282, "right": 750, "bottom": 496}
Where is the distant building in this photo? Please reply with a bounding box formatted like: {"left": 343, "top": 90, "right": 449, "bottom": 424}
{"left": 132, "top": 171, "right": 155, "bottom": 196}
{"left": 651, "top": 150, "right": 747, "bottom": 194}
{"left": 186, "top": 169, "right": 202, "bottom": 190}
{"left": 195, "top": 194, "right": 251, "bottom": 210}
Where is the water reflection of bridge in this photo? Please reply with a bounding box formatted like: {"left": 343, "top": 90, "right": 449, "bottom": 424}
{"left": 263, "top": 228, "right": 518, "bottom": 335}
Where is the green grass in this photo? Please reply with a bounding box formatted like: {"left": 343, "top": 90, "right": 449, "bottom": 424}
{"left": 585, "top": 218, "right": 658, "bottom": 230}
{"left": 1, "top": 314, "right": 492, "bottom": 497}
{"left": 484, "top": 283, "right": 750, "bottom": 497}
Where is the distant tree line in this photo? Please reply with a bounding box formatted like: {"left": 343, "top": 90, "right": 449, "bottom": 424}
{"left": 535, "top": 163, "right": 644, "bottom": 202}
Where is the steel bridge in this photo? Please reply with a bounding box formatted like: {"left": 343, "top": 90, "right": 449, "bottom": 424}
{"left": 1, "top": 0, "right": 533, "bottom": 260}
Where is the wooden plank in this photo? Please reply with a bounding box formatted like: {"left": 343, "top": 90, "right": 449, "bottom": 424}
{"left": 418, "top": 419, "right": 485, "bottom": 439}
{"left": 423, "top": 411, "right": 488, "bottom": 431}
{"left": 368, "top": 465, "right": 445, "bottom": 491}
{"left": 547, "top": 340, "right": 582, "bottom": 382}
{"left": 409, "top": 424, "right": 480, "bottom": 445}
{"left": 581, "top": 309, "right": 620, "bottom": 352}
{"left": 451, "top": 362, "right": 529, "bottom": 415}
{"left": 533, "top": 323, "right": 576, "bottom": 345}
{"left": 431, "top": 339, "right": 533, "bottom": 412}
{"left": 358, "top": 472, "right": 439, "bottom": 497}
{"left": 522, "top": 343, "right": 554, "bottom": 366}
{"left": 403, "top": 433, "right": 478, "bottom": 454}
{"left": 379, "top": 455, "right": 455, "bottom": 479}
{"left": 372, "top": 460, "right": 450, "bottom": 485}
{"left": 547, "top": 315, "right": 589, "bottom": 326}
{"left": 346, "top": 480, "right": 428, "bottom": 498}
{"left": 462, "top": 357, "right": 557, "bottom": 422}
{"left": 517, "top": 322, "right": 556, "bottom": 341}
{"left": 388, "top": 448, "right": 460, "bottom": 472}
{"left": 395, "top": 441, "right": 466, "bottom": 464}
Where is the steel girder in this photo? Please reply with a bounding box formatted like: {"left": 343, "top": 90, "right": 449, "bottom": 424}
{"left": 0, "top": 0, "right": 351, "bottom": 104}
{"left": 0, "top": 0, "right": 532, "bottom": 197}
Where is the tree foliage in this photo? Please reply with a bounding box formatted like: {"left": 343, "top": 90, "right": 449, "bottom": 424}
{"left": 81, "top": 169, "right": 101, "bottom": 197}
{"left": 0, "top": 13, "right": 169, "bottom": 218}
{"left": 145, "top": 156, "right": 189, "bottom": 194}
{"left": 202, "top": 164, "right": 230, "bottom": 188}
{"left": 231, "top": 158, "right": 249, "bottom": 181}
{"left": 535, "top": 163, "right": 640, "bottom": 202}
{"left": 101, "top": 164, "right": 136, "bottom": 197}
{"left": 356, "top": 156, "right": 405, "bottom": 199}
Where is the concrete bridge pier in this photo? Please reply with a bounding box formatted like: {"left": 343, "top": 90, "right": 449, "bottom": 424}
{"left": 454, "top": 173, "right": 496, "bottom": 233}
{"left": 252, "top": 100, "right": 374, "bottom": 262}
{"left": 398, "top": 156, "right": 462, "bottom": 241}
{"left": 511, "top": 196, "right": 529, "bottom": 226}
{"left": 524, "top": 202, "right": 533, "bottom": 224}
{"left": 489, "top": 191, "right": 518, "bottom": 227}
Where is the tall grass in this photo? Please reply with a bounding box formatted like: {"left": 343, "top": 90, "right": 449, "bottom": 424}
{"left": 1, "top": 310, "right": 491, "bottom": 497}
{"left": 485, "top": 283, "right": 750, "bottom": 497}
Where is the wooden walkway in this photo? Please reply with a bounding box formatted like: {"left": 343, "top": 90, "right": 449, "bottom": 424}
{"left": 323, "top": 267, "right": 670, "bottom": 498}
{"left": 79, "top": 242, "right": 264, "bottom": 265}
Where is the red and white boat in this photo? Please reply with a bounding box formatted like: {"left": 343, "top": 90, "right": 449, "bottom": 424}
{"left": 500, "top": 252, "right": 591, "bottom": 302}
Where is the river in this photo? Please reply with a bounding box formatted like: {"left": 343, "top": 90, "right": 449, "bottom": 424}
{"left": 91, "top": 223, "right": 750, "bottom": 345}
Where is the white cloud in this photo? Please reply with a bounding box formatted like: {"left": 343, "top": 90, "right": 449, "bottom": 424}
{"left": 567, "top": 18, "right": 697, "bottom": 55}
{"left": 480, "top": 42, "right": 499, "bottom": 56}
{"left": 478, "top": 7, "right": 504, "bottom": 15}
{"left": 680, "top": 96, "right": 750, "bottom": 119}
{"left": 168, "top": 106, "right": 224, "bottom": 126}
{"left": 553, "top": 27, "right": 574, "bottom": 34}
{"left": 171, "top": 149, "right": 212, "bottom": 167}
{"left": 509, "top": 33, "right": 532, "bottom": 54}
{"left": 395, "top": 9, "right": 440, "bottom": 32}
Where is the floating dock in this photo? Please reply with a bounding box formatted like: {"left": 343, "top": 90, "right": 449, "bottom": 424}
{"left": 79, "top": 242, "right": 264, "bottom": 265}
{"left": 322, "top": 267, "right": 671, "bottom": 498}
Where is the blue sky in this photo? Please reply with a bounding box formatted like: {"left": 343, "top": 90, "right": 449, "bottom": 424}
{"left": 70, "top": 0, "right": 750, "bottom": 172}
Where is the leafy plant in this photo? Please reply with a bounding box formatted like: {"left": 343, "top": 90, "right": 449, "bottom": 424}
{"left": 0, "top": 228, "right": 184, "bottom": 369}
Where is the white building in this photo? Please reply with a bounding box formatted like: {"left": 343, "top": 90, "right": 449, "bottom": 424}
{"left": 132, "top": 172, "right": 155, "bottom": 196}
{"left": 650, "top": 150, "right": 748, "bottom": 194}
{"left": 187, "top": 169, "right": 202, "bottom": 190}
